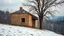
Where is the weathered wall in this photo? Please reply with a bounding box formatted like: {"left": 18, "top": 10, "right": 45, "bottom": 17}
{"left": 35, "top": 20, "right": 38, "bottom": 28}
{"left": 29, "top": 15, "right": 32, "bottom": 27}
{"left": 10, "top": 14, "right": 29, "bottom": 26}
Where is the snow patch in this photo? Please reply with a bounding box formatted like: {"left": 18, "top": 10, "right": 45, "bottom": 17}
{"left": 0, "top": 24, "right": 63, "bottom": 36}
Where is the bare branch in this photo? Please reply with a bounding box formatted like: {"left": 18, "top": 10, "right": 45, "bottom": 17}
{"left": 44, "top": 15, "right": 50, "bottom": 20}
{"left": 44, "top": 0, "right": 56, "bottom": 12}
{"left": 28, "top": 0, "right": 38, "bottom": 6}
{"left": 55, "top": 1, "right": 64, "bottom": 5}
{"left": 52, "top": 1, "right": 64, "bottom": 6}
{"left": 46, "top": 11, "right": 55, "bottom": 16}
{"left": 44, "top": 10, "right": 58, "bottom": 16}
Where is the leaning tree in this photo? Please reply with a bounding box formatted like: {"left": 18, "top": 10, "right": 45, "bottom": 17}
{"left": 22, "top": 0, "right": 64, "bottom": 29}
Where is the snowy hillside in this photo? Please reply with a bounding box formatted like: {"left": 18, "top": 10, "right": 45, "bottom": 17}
{"left": 0, "top": 24, "right": 63, "bottom": 36}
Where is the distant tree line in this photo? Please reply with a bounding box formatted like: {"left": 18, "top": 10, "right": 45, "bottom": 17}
{"left": 43, "top": 17, "right": 64, "bottom": 35}
{"left": 0, "top": 10, "right": 11, "bottom": 24}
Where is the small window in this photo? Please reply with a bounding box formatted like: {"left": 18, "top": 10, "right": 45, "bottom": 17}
{"left": 22, "top": 18, "right": 25, "bottom": 22}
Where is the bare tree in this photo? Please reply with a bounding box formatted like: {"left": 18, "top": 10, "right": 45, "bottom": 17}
{"left": 22, "top": 0, "right": 64, "bottom": 29}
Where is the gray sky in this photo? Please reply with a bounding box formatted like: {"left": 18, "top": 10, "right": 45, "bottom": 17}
{"left": 0, "top": 0, "right": 64, "bottom": 16}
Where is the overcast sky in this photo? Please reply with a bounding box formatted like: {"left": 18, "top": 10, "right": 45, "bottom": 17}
{"left": 0, "top": 0, "right": 64, "bottom": 16}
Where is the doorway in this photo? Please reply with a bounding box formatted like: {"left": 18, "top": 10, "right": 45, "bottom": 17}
{"left": 32, "top": 19, "right": 35, "bottom": 28}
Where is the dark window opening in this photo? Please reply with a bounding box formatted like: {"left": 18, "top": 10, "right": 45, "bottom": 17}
{"left": 22, "top": 18, "right": 25, "bottom": 22}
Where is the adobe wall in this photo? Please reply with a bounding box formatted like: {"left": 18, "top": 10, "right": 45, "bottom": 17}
{"left": 29, "top": 15, "right": 32, "bottom": 27}
{"left": 10, "top": 14, "right": 29, "bottom": 26}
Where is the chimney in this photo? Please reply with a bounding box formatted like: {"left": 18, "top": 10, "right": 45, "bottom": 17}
{"left": 20, "top": 7, "right": 23, "bottom": 10}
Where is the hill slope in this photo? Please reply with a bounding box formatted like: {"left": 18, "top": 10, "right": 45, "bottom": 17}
{"left": 0, "top": 24, "right": 63, "bottom": 36}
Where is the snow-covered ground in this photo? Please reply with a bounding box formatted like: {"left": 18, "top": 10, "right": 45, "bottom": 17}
{"left": 0, "top": 24, "right": 63, "bottom": 36}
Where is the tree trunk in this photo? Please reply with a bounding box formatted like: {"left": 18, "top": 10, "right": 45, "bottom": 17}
{"left": 39, "top": 15, "right": 43, "bottom": 29}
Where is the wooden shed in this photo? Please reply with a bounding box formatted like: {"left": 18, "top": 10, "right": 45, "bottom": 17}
{"left": 10, "top": 7, "right": 38, "bottom": 28}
